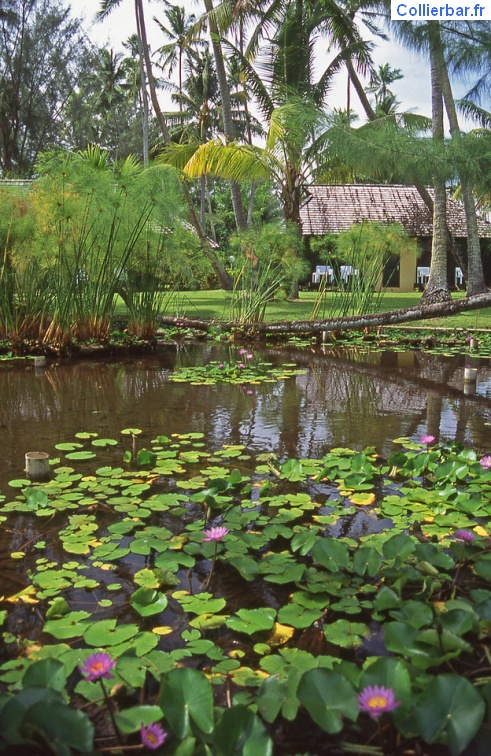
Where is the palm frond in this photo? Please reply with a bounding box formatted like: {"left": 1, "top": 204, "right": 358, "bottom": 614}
{"left": 96, "top": 0, "right": 123, "bottom": 22}
{"left": 183, "top": 139, "right": 273, "bottom": 183}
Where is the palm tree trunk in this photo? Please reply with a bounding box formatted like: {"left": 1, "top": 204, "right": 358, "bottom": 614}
{"left": 134, "top": 13, "right": 149, "bottom": 164}
{"left": 347, "top": 59, "right": 466, "bottom": 280}
{"left": 200, "top": 174, "right": 206, "bottom": 230}
{"left": 421, "top": 23, "right": 451, "bottom": 305}
{"left": 203, "top": 0, "right": 248, "bottom": 231}
{"left": 439, "top": 62, "right": 488, "bottom": 296}
{"left": 134, "top": 0, "right": 233, "bottom": 289}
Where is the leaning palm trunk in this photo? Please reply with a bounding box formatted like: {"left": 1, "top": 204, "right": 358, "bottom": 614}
{"left": 134, "top": 0, "right": 233, "bottom": 289}
{"left": 421, "top": 23, "right": 451, "bottom": 305}
{"left": 203, "top": 0, "right": 248, "bottom": 232}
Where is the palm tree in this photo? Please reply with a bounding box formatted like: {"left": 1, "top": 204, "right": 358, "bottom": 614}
{"left": 390, "top": 18, "right": 488, "bottom": 300}
{"left": 366, "top": 63, "right": 403, "bottom": 116}
{"left": 155, "top": 2, "right": 202, "bottom": 111}
{"left": 173, "top": 98, "right": 332, "bottom": 236}
{"left": 423, "top": 22, "right": 450, "bottom": 304}
{"left": 97, "top": 0, "right": 233, "bottom": 289}
{"left": 201, "top": 0, "right": 249, "bottom": 230}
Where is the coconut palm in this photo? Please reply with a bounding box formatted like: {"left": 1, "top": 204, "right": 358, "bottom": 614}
{"left": 390, "top": 18, "right": 488, "bottom": 299}
{"left": 366, "top": 62, "right": 403, "bottom": 116}
{"left": 97, "top": 0, "right": 233, "bottom": 288}
{"left": 155, "top": 2, "right": 203, "bottom": 112}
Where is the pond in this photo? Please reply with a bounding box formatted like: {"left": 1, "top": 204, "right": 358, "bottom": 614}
{"left": 1, "top": 343, "right": 491, "bottom": 754}
{"left": 2, "top": 343, "right": 491, "bottom": 492}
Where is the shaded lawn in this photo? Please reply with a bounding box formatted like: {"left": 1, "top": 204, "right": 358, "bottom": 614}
{"left": 115, "top": 290, "right": 491, "bottom": 329}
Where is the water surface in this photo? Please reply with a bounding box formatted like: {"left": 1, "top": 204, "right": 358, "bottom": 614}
{"left": 2, "top": 343, "right": 490, "bottom": 492}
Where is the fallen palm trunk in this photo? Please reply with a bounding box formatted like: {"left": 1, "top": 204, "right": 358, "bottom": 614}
{"left": 161, "top": 290, "right": 491, "bottom": 336}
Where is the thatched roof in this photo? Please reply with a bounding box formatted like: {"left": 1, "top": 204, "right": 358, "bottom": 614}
{"left": 300, "top": 185, "right": 491, "bottom": 238}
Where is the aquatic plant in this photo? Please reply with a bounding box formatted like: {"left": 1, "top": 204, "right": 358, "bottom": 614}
{"left": 169, "top": 350, "right": 305, "bottom": 385}
{"left": 78, "top": 651, "right": 116, "bottom": 682}
{"left": 141, "top": 722, "right": 167, "bottom": 750}
{"left": 357, "top": 685, "right": 400, "bottom": 719}
{"left": 0, "top": 432, "right": 490, "bottom": 753}
{"left": 230, "top": 260, "right": 286, "bottom": 323}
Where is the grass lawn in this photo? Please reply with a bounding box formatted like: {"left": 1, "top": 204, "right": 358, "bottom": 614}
{"left": 115, "top": 290, "right": 491, "bottom": 330}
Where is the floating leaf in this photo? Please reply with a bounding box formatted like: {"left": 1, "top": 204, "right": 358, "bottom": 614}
{"left": 297, "top": 669, "right": 358, "bottom": 733}
{"left": 415, "top": 674, "right": 485, "bottom": 755}
{"left": 65, "top": 451, "right": 97, "bottom": 461}
{"left": 226, "top": 608, "right": 276, "bottom": 635}
{"left": 130, "top": 587, "right": 168, "bottom": 617}
{"left": 83, "top": 620, "right": 139, "bottom": 646}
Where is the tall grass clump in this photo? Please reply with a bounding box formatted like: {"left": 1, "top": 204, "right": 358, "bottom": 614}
{"left": 310, "top": 222, "right": 418, "bottom": 320}
{"left": 28, "top": 147, "right": 188, "bottom": 346}
{"left": 230, "top": 260, "right": 286, "bottom": 323}
{"left": 0, "top": 187, "right": 47, "bottom": 344}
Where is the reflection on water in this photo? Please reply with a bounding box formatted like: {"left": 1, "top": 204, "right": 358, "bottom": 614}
{"left": 1, "top": 344, "right": 491, "bottom": 491}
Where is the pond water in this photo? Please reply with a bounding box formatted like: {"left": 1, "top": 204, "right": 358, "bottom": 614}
{"left": 2, "top": 343, "right": 491, "bottom": 754}
{"left": 1, "top": 343, "right": 491, "bottom": 493}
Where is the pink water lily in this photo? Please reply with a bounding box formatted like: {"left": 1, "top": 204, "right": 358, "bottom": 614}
{"left": 79, "top": 651, "right": 116, "bottom": 682}
{"left": 454, "top": 529, "right": 477, "bottom": 542}
{"left": 357, "top": 685, "right": 400, "bottom": 719}
{"left": 141, "top": 722, "right": 167, "bottom": 750}
{"left": 203, "top": 526, "right": 229, "bottom": 542}
{"left": 420, "top": 435, "right": 435, "bottom": 444}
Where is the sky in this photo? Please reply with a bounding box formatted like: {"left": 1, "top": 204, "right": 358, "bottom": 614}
{"left": 73, "top": 0, "right": 472, "bottom": 123}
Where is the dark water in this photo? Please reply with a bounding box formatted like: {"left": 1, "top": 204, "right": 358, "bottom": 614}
{"left": 1, "top": 342, "right": 491, "bottom": 491}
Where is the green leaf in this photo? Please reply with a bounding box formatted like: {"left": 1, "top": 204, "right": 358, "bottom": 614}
{"left": 226, "top": 608, "right": 276, "bottom": 635}
{"left": 312, "top": 539, "right": 350, "bottom": 572}
{"left": 277, "top": 604, "right": 322, "bottom": 629}
{"left": 115, "top": 705, "right": 164, "bottom": 734}
{"left": 137, "top": 449, "right": 157, "bottom": 467}
{"left": 22, "top": 658, "right": 67, "bottom": 692}
{"left": 323, "top": 620, "right": 368, "bottom": 649}
{"left": 213, "top": 705, "right": 273, "bottom": 756}
{"left": 24, "top": 489, "right": 49, "bottom": 510}
{"left": 55, "top": 443, "right": 83, "bottom": 451}
{"left": 83, "top": 620, "right": 139, "bottom": 646}
{"left": 43, "top": 611, "right": 92, "bottom": 639}
{"left": 130, "top": 587, "right": 168, "bottom": 617}
{"left": 65, "top": 451, "right": 97, "bottom": 461}
{"left": 22, "top": 700, "right": 94, "bottom": 753}
{"left": 297, "top": 669, "right": 358, "bottom": 733}
{"left": 415, "top": 675, "right": 485, "bottom": 755}
{"left": 383, "top": 533, "right": 416, "bottom": 561}
{"left": 159, "top": 667, "right": 214, "bottom": 739}
{"left": 353, "top": 547, "right": 382, "bottom": 577}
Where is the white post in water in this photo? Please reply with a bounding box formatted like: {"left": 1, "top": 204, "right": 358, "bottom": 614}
{"left": 25, "top": 451, "right": 50, "bottom": 480}
{"left": 464, "top": 367, "right": 478, "bottom": 385}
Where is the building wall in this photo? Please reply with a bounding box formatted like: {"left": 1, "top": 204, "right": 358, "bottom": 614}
{"left": 381, "top": 252, "right": 419, "bottom": 293}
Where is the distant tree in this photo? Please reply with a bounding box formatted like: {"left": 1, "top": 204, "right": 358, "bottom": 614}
{"left": 0, "top": 0, "right": 90, "bottom": 175}
{"left": 366, "top": 63, "right": 403, "bottom": 116}
{"left": 155, "top": 2, "right": 203, "bottom": 111}
{"left": 64, "top": 44, "right": 154, "bottom": 162}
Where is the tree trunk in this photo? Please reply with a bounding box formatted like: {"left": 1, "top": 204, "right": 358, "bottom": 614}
{"left": 134, "top": 9, "right": 149, "bottom": 165}
{"left": 421, "top": 23, "right": 451, "bottom": 305}
{"left": 160, "top": 289, "right": 491, "bottom": 335}
{"left": 203, "top": 0, "right": 248, "bottom": 231}
{"left": 134, "top": 0, "right": 233, "bottom": 289}
{"left": 439, "top": 61, "right": 488, "bottom": 297}
{"left": 347, "top": 60, "right": 467, "bottom": 279}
